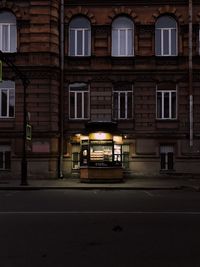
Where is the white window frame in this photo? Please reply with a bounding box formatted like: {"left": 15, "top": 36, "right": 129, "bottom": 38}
{"left": 0, "top": 145, "right": 11, "bottom": 170}
{"left": 156, "top": 87, "right": 177, "bottom": 120}
{"left": 69, "top": 84, "right": 89, "bottom": 120}
{"left": 69, "top": 28, "right": 90, "bottom": 56}
{"left": 112, "top": 17, "right": 134, "bottom": 57}
{"left": 0, "top": 23, "right": 16, "bottom": 53}
{"left": 156, "top": 27, "right": 177, "bottom": 56}
{"left": 0, "top": 11, "right": 17, "bottom": 53}
{"left": 155, "top": 16, "right": 178, "bottom": 57}
{"left": 0, "top": 82, "right": 15, "bottom": 118}
{"left": 0, "top": 23, "right": 10, "bottom": 52}
{"left": 113, "top": 86, "right": 133, "bottom": 120}
{"left": 113, "top": 28, "right": 133, "bottom": 56}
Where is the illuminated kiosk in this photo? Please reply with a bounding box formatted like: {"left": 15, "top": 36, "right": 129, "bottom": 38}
{"left": 80, "top": 122, "right": 123, "bottom": 182}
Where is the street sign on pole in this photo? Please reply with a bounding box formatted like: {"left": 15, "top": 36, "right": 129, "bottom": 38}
{"left": 0, "top": 60, "right": 2, "bottom": 82}
{"left": 26, "top": 124, "right": 32, "bottom": 141}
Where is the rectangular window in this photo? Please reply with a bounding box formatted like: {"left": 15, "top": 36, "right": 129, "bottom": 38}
{"left": 0, "top": 81, "right": 15, "bottom": 118}
{"left": 70, "top": 29, "right": 90, "bottom": 56}
{"left": 0, "top": 23, "right": 16, "bottom": 53}
{"left": 0, "top": 145, "right": 11, "bottom": 170}
{"left": 113, "top": 86, "right": 133, "bottom": 120}
{"left": 156, "top": 88, "right": 177, "bottom": 119}
{"left": 160, "top": 145, "right": 174, "bottom": 171}
{"left": 0, "top": 24, "right": 10, "bottom": 52}
{"left": 113, "top": 28, "right": 133, "bottom": 56}
{"left": 69, "top": 83, "right": 89, "bottom": 119}
{"left": 156, "top": 28, "right": 177, "bottom": 56}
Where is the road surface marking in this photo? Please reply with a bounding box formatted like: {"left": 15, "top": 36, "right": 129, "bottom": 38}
{"left": 143, "top": 191, "right": 154, "bottom": 197}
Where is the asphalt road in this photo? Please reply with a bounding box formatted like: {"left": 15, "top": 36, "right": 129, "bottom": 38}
{"left": 0, "top": 189, "right": 200, "bottom": 267}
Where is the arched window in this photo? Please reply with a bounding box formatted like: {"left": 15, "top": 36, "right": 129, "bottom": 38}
{"left": 155, "top": 16, "right": 177, "bottom": 56}
{"left": 69, "top": 17, "right": 91, "bottom": 56}
{"left": 112, "top": 16, "right": 134, "bottom": 57}
{"left": 0, "top": 11, "right": 17, "bottom": 52}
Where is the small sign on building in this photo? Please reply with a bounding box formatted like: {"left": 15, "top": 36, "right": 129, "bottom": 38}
{"left": 26, "top": 124, "right": 32, "bottom": 141}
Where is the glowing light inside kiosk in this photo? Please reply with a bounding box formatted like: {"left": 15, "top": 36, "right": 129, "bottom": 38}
{"left": 89, "top": 132, "right": 112, "bottom": 140}
{"left": 94, "top": 132, "right": 106, "bottom": 140}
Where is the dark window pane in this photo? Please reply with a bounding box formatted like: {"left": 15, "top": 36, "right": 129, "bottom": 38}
{"left": 155, "top": 29, "right": 161, "bottom": 55}
{"left": 70, "top": 17, "right": 90, "bottom": 28}
{"left": 172, "top": 92, "right": 176, "bottom": 118}
{"left": 128, "top": 29, "right": 133, "bottom": 55}
{"left": 1, "top": 90, "right": 7, "bottom": 116}
{"left": 171, "top": 29, "right": 177, "bottom": 55}
{"left": 113, "top": 17, "right": 133, "bottom": 28}
{"left": 2, "top": 25, "right": 9, "bottom": 51}
{"left": 113, "top": 92, "right": 118, "bottom": 119}
{"left": 120, "top": 93, "right": 125, "bottom": 118}
{"left": 157, "top": 92, "right": 162, "bottom": 118}
{"left": 77, "top": 92, "right": 82, "bottom": 118}
{"left": 127, "top": 92, "right": 132, "bottom": 118}
{"left": 77, "top": 30, "right": 83, "bottom": 55}
{"left": 70, "top": 92, "right": 75, "bottom": 118}
{"left": 84, "top": 30, "right": 89, "bottom": 55}
{"left": 112, "top": 30, "right": 118, "bottom": 55}
{"left": 10, "top": 24, "right": 16, "bottom": 52}
{"left": 164, "top": 92, "right": 169, "bottom": 118}
{"left": 84, "top": 92, "right": 88, "bottom": 118}
{"left": 160, "top": 153, "right": 166, "bottom": 170}
{"left": 120, "top": 30, "right": 126, "bottom": 55}
{"left": 69, "top": 30, "right": 75, "bottom": 55}
{"left": 156, "top": 16, "right": 176, "bottom": 28}
{"left": 5, "top": 151, "right": 11, "bottom": 169}
{"left": 9, "top": 89, "right": 15, "bottom": 117}
{"left": 163, "top": 30, "right": 169, "bottom": 55}
{"left": 168, "top": 152, "right": 174, "bottom": 170}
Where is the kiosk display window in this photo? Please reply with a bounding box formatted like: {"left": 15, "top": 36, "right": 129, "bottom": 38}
{"left": 90, "top": 140, "right": 113, "bottom": 165}
{"left": 80, "top": 133, "right": 122, "bottom": 167}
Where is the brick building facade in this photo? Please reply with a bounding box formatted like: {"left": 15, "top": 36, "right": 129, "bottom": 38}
{"left": 0, "top": 0, "right": 200, "bottom": 179}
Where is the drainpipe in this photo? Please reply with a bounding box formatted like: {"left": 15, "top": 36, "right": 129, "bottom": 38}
{"left": 189, "top": 0, "right": 193, "bottom": 147}
{"left": 59, "top": 0, "right": 64, "bottom": 178}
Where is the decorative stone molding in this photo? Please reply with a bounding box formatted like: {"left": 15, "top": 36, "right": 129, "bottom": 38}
{"left": 0, "top": 1, "right": 23, "bottom": 20}
{"left": 108, "top": 6, "right": 139, "bottom": 24}
{"left": 65, "top": 6, "right": 96, "bottom": 24}
{"left": 152, "top": 5, "right": 184, "bottom": 24}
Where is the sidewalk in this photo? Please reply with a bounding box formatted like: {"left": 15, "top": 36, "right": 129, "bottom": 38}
{"left": 0, "top": 176, "right": 200, "bottom": 191}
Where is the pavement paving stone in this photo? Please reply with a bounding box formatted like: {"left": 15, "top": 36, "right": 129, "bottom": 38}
{"left": 0, "top": 175, "right": 200, "bottom": 190}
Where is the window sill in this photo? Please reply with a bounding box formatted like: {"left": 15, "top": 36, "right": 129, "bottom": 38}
{"left": 111, "top": 55, "right": 135, "bottom": 58}
{"left": 155, "top": 55, "right": 178, "bottom": 58}
{"left": 156, "top": 119, "right": 178, "bottom": 122}
{"left": 68, "top": 118, "right": 89, "bottom": 121}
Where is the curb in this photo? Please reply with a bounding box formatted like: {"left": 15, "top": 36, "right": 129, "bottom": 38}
{"left": 0, "top": 185, "right": 190, "bottom": 191}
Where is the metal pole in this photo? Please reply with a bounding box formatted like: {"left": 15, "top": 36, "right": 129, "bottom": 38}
{"left": 21, "top": 81, "right": 28, "bottom": 185}
{"left": 189, "top": 0, "right": 193, "bottom": 147}
{"left": 58, "top": 0, "right": 64, "bottom": 178}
